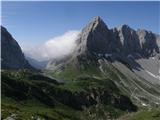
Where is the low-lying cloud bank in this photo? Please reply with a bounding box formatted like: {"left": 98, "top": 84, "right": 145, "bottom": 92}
{"left": 23, "top": 30, "right": 80, "bottom": 61}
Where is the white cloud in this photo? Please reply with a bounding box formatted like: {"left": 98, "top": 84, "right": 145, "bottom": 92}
{"left": 23, "top": 30, "right": 80, "bottom": 61}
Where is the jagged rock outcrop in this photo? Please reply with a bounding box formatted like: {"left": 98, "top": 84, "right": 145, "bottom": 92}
{"left": 1, "top": 26, "right": 34, "bottom": 70}
{"left": 115, "top": 25, "right": 141, "bottom": 55}
{"left": 136, "top": 29, "right": 159, "bottom": 57}
{"left": 76, "top": 16, "right": 111, "bottom": 55}
{"left": 46, "top": 16, "right": 160, "bottom": 72}
{"left": 75, "top": 16, "right": 159, "bottom": 58}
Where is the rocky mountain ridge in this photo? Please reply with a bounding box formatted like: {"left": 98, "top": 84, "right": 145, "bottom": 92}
{"left": 75, "top": 16, "right": 159, "bottom": 59}
{"left": 1, "top": 26, "right": 34, "bottom": 70}
{"left": 47, "top": 16, "right": 160, "bottom": 72}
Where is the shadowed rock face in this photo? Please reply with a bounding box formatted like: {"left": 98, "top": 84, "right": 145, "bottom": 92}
{"left": 1, "top": 26, "right": 33, "bottom": 70}
{"left": 75, "top": 16, "right": 159, "bottom": 58}
{"left": 46, "top": 16, "right": 159, "bottom": 71}
{"left": 115, "top": 25, "right": 141, "bottom": 55}
{"left": 136, "top": 29, "right": 159, "bottom": 57}
{"left": 76, "top": 16, "right": 111, "bottom": 55}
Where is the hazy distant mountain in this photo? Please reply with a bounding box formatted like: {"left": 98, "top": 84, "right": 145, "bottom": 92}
{"left": 26, "top": 56, "right": 48, "bottom": 69}
{"left": 47, "top": 16, "right": 160, "bottom": 106}
{"left": 1, "top": 26, "right": 34, "bottom": 70}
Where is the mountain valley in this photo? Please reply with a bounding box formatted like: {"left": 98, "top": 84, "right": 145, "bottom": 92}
{"left": 1, "top": 16, "right": 160, "bottom": 120}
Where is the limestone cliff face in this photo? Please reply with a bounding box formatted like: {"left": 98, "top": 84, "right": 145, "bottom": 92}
{"left": 76, "top": 16, "right": 111, "bottom": 55}
{"left": 75, "top": 16, "right": 159, "bottom": 58}
{"left": 46, "top": 16, "right": 159, "bottom": 70}
{"left": 136, "top": 29, "right": 159, "bottom": 57}
{"left": 1, "top": 26, "right": 33, "bottom": 70}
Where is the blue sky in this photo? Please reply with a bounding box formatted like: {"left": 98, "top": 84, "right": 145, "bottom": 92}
{"left": 2, "top": 1, "right": 160, "bottom": 48}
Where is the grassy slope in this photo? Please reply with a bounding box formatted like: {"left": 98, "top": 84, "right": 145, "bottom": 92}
{"left": 2, "top": 52, "right": 160, "bottom": 120}
{"left": 119, "top": 108, "right": 160, "bottom": 120}
{"left": 1, "top": 70, "right": 80, "bottom": 120}
{"left": 1, "top": 69, "right": 137, "bottom": 120}
{"left": 48, "top": 56, "right": 160, "bottom": 120}
{"left": 2, "top": 96, "right": 80, "bottom": 120}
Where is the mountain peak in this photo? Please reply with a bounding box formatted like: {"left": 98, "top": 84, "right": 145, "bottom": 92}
{"left": 117, "top": 24, "right": 131, "bottom": 31}
{"left": 90, "top": 16, "right": 108, "bottom": 30}
{"left": 121, "top": 24, "right": 129, "bottom": 28}
{"left": 75, "top": 16, "right": 159, "bottom": 58}
{"left": 1, "top": 25, "right": 6, "bottom": 30}
{"left": 1, "top": 26, "right": 35, "bottom": 70}
{"left": 75, "top": 16, "right": 111, "bottom": 54}
{"left": 92, "top": 16, "right": 102, "bottom": 22}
